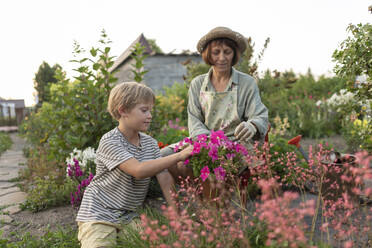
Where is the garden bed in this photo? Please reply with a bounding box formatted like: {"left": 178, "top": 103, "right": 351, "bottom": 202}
{"left": 2, "top": 136, "right": 351, "bottom": 242}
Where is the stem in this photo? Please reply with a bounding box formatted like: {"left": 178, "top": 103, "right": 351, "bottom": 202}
{"left": 321, "top": 197, "right": 330, "bottom": 244}
{"left": 310, "top": 174, "right": 323, "bottom": 242}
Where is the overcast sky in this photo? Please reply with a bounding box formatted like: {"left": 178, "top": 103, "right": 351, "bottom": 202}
{"left": 0, "top": 0, "right": 370, "bottom": 106}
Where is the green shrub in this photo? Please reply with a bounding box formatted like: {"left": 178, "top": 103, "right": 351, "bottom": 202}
{"left": 151, "top": 82, "right": 189, "bottom": 135}
{"left": 19, "top": 30, "right": 117, "bottom": 163}
{"left": 0, "top": 132, "right": 12, "bottom": 156}
{"left": 0, "top": 227, "right": 79, "bottom": 248}
{"left": 259, "top": 70, "right": 347, "bottom": 138}
{"left": 20, "top": 175, "right": 76, "bottom": 212}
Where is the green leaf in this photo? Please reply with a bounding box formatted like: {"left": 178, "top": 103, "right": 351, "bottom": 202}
{"left": 93, "top": 63, "right": 100, "bottom": 71}
{"left": 90, "top": 48, "right": 97, "bottom": 57}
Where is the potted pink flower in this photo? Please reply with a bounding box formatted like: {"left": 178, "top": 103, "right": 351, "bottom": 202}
{"left": 174, "top": 130, "right": 248, "bottom": 199}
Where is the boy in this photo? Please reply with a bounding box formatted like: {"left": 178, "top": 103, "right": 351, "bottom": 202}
{"left": 76, "top": 82, "right": 192, "bottom": 248}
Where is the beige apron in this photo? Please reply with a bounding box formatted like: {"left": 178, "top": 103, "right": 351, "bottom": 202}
{"left": 199, "top": 77, "right": 254, "bottom": 152}
{"left": 199, "top": 78, "right": 241, "bottom": 139}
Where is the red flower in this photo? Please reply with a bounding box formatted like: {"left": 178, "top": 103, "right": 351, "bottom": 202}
{"left": 158, "top": 142, "right": 168, "bottom": 149}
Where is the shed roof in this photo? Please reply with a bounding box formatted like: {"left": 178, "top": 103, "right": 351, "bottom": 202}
{"left": 109, "top": 34, "right": 201, "bottom": 73}
{"left": 109, "top": 33, "right": 153, "bottom": 73}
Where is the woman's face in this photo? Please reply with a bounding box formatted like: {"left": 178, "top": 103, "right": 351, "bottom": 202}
{"left": 210, "top": 42, "right": 234, "bottom": 74}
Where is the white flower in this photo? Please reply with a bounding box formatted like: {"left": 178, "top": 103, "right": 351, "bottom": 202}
{"left": 316, "top": 100, "right": 323, "bottom": 107}
{"left": 326, "top": 89, "right": 355, "bottom": 108}
{"left": 65, "top": 147, "right": 96, "bottom": 171}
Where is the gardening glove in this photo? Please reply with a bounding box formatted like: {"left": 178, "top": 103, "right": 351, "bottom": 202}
{"left": 234, "top": 121, "right": 257, "bottom": 142}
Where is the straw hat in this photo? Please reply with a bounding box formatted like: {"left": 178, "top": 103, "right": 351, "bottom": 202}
{"left": 197, "top": 27, "right": 247, "bottom": 54}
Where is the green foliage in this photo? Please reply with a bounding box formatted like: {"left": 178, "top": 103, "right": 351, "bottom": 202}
{"left": 116, "top": 207, "right": 164, "bottom": 247}
{"left": 153, "top": 119, "right": 189, "bottom": 146}
{"left": 33, "top": 61, "right": 62, "bottom": 109}
{"left": 150, "top": 82, "right": 189, "bottom": 136}
{"left": 131, "top": 43, "right": 149, "bottom": 83}
{"left": 259, "top": 70, "right": 347, "bottom": 138}
{"left": 18, "top": 146, "right": 76, "bottom": 212}
{"left": 147, "top": 38, "right": 163, "bottom": 54}
{"left": 333, "top": 23, "right": 372, "bottom": 102}
{"left": 19, "top": 30, "right": 117, "bottom": 211}
{"left": 236, "top": 37, "right": 270, "bottom": 77}
{"left": 20, "top": 176, "right": 75, "bottom": 212}
{"left": 0, "top": 227, "right": 79, "bottom": 248}
{"left": 342, "top": 118, "right": 372, "bottom": 152}
{"left": 184, "top": 61, "right": 210, "bottom": 84}
{"left": 20, "top": 29, "right": 117, "bottom": 162}
{"left": 0, "top": 132, "right": 12, "bottom": 156}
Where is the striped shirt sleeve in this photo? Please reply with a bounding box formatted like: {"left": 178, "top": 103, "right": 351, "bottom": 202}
{"left": 96, "top": 137, "right": 133, "bottom": 171}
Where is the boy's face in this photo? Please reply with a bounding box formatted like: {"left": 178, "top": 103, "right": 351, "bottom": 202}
{"left": 120, "top": 102, "right": 153, "bottom": 132}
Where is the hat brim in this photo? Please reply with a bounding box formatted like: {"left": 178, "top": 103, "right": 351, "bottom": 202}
{"left": 197, "top": 28, "right": 247, "bottom": 54}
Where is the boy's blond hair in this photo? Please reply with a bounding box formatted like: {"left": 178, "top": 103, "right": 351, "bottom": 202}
{"left": 108, "top": 82, "right": 155, "bottom": 121}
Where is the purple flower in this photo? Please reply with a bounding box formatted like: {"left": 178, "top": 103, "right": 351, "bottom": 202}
{"left": 214, "top": 166, "right": 226, "bottom": 181}
{"left": 73, "top": 158, "right": 79, "bottom": 166}
{"left": 70, "top": 193, "right": 75, "bottom": 206}
{"left": 208, "top": 145, "right": 219, "bottom": 162}
{"left": 226, "top": 153, "right": 235, "bottom": 160}
{"left": 67, "top": 164, "right": 73, "bottom": 177}
{"left": 200, "top": 166, "right": 210, "bottom": 182}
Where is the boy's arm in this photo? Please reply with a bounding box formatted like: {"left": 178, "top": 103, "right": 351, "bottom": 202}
{"left": 119, "top": 145, "right": 192, "bottom": 179}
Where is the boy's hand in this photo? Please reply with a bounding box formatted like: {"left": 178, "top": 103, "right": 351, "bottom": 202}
{"left": 178, "top": 145, "right": 193, "bottom": 161}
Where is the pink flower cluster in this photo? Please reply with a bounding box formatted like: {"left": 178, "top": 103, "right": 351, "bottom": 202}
{"left": 255, "top": 179, "right": 315, "bottom": 247}
{"left": 140, "top": 177, "right": 247, "bottom": 247}
{"left": 174, "top": 130, "right": 247, "bottom": 182}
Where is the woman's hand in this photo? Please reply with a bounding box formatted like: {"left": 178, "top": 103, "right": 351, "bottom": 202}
{"left": 234, "top": 121, "right": 257, "bottom": 142}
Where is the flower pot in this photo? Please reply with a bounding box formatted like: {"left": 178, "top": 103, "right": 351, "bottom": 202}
{"left": 321, "top": 153, "right": 358, "bottom": 202}
{"left": 201, "top": 177, "right": 222, "bottom": 201}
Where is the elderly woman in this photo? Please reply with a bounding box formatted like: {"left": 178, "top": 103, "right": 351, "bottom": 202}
{"left": 188, "top": 26, "right": 268, "bottom": 149}
{"left": 158, "top": 27, "right": 268, "bottom": 190}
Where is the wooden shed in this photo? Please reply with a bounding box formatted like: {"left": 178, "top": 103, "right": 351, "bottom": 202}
{"left": 109, "top": 34, "right": 202, "bottom": 92}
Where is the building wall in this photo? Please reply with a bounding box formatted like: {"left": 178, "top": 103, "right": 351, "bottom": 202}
{"left": 114, "top": 55, "right": 202, "bottom": 92}
{"left": 113, "top": 58, "right": 136, "bottom": 84}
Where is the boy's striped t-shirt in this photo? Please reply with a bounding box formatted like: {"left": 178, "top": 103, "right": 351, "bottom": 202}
{"left": 76, "top": 127, "right": 160, "bottom": 224}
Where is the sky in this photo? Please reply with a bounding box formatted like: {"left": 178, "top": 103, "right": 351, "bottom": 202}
{"left": 0, "top": 0, "right": 370, "bottom": 106}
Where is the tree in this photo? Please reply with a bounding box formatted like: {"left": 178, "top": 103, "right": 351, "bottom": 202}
{"left": 235, "top": 37, "right": 270, "bottom": 78}
{"left": 332, "top": 23, "right": 372, "bottom": 101}
{"left": 34, "top": 62, "right": 62, "bottom": 109}
{"left": 147, "top": 39, "right": 163, "bottom": 54}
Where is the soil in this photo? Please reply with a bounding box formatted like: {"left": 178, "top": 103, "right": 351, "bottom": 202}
{"left": 1, "top": 136, "right": 350, "bottom": 241}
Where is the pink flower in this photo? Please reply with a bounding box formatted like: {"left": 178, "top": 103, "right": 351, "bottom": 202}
{"left": 208, "top": 145, "right": 219, "bottom": 162}
{"left": 192, "top": 142, "right": 201, "bottom": 155}
{"left": 214, "top": 166, "right": 226, "bottom": 181}
{"left": 200, "top": 166, "right": 210, "bottom": 181}
{"left": 184, "top": 159, "right": 190, "bottom": 165}
{"left": 226, "top": 153, "right": 235, "bottom": 160}
{"left": 197, "top": 134, "right": 208, "bottom": 142}
{"left": 210, "top": 130, "right": 227, "bottom": 144}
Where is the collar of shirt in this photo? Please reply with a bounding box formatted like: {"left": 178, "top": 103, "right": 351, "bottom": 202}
{"left": 115, "top": 127, "right": 143, "bottom": 150}
{"left": 203, "top": 67, "right": 239, "bottom": 92}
